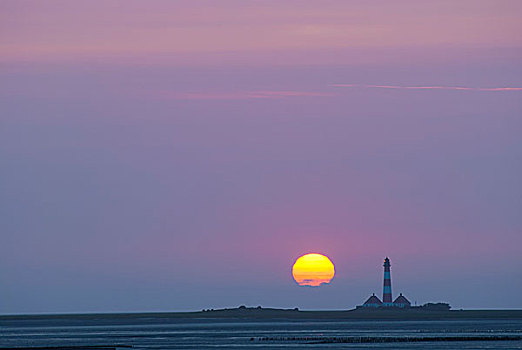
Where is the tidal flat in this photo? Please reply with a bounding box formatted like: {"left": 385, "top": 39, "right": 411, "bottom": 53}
{"left": 2, "top": 310, "right": 522, "bottom": 349}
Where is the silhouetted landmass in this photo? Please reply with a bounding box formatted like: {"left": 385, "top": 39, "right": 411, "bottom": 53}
{"left": 196, "top": 306, "right": 522, "bottom": 320}
{"left": 1, "top": 306, "right": 522, "bottom": 325}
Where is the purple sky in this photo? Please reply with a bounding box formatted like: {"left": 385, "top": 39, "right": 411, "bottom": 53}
{"left": 1, "top": 1, "right": 522, "bottom": 313}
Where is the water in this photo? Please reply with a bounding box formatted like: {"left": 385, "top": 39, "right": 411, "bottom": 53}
{"left": 1, "top": 315, "right": 522, "bottom": 349}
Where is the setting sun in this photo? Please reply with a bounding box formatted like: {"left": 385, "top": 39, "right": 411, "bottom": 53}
{"left": 292, "top": 253, "right": 335, "bottom": 287}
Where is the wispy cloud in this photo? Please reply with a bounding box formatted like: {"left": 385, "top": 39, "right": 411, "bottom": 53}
{"left": 332, "top": 84, "right": 522, "bottom": 92}
{"left": 162, "top": 90, "right": 336, "bottom": 100}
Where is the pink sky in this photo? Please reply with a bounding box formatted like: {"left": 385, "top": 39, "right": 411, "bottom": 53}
{"left": 2, "top": 0, "right": 521, "bottom": 63}
{"left": 1, "top": 1, "right": 521, "bottom": 313}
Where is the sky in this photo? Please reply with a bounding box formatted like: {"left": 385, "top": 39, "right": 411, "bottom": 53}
{"left": 1, "top": 0, "right": 521, "bottom": 314}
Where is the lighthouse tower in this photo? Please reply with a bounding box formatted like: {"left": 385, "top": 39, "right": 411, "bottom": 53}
{"left": 382, "top": 257, "right": 393, "bottom": 306}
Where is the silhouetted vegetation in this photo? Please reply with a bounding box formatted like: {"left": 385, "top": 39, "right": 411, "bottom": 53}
{"left": 416, "top": 302, "right": 451, "bottom": 311}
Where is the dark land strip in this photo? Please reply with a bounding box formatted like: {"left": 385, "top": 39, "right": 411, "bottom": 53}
{"left": 2, "top": 307, "right": 522, "bottom": 323}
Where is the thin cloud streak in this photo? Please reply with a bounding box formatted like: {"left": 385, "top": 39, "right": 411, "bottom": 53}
{"left": 332, "top": 84, "right": 522, "bottom": 92}
{"left": 163, "top": 90, "right": 336, "bottom": 100}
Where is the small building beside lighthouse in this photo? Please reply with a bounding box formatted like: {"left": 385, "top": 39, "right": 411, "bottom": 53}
{"left": 361, "top": 293, "right": 383, "bottom": 308}
{"left": 393, "top": 293, "right": 411, "bottom": 308}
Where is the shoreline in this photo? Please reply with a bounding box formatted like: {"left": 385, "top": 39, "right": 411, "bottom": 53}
{"left": 2, "top": 308, "right": 522, "bottom": 321}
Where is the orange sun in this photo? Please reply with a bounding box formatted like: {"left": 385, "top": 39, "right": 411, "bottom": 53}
{"left": 292, "top": 253, "right": 335, "bottom": 287}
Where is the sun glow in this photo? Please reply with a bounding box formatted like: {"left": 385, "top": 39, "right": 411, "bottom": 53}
{"left": 292, "top": 253, "right": 335, "bottom": 287}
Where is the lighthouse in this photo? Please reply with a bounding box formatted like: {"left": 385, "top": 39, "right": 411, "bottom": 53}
{"left": 382, "top": 257, "right": 393, "bottom": 306}
{"left": 357, "top": 257, "right": 414, "bottom": 309}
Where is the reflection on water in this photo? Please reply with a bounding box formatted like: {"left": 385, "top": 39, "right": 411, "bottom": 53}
{"left": 1, "top": 316, "right": 522, "bottom": 349}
